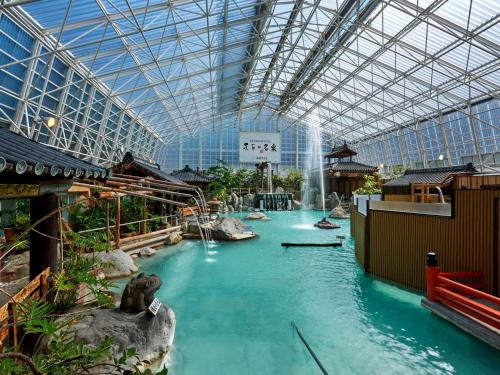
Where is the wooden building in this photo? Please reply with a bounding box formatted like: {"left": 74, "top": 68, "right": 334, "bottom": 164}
{"left": 382, "top": 163, "right": 476, "bottom": 202}
{"left": 0, "top": 127, "right": 108, "bottom": 280}
{"left": 170, "top": 165, "right": 212, "bottom": 189}
{"left": 324, "top": 142, "right": 378, "bottom": 198}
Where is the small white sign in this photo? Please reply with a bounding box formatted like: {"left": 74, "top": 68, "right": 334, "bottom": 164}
{"left": 239, "top": 132, "right": 281, "bottom": 164}
{"left": 148, "top": 297, "right": 162, "bottom": 316}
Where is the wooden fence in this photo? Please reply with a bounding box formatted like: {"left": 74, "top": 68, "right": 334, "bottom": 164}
{"left": 351, "top": 189, "right": 500, "bottom": 295}
{"left": 0, "top": 268, "right": 50, "bottom": 348}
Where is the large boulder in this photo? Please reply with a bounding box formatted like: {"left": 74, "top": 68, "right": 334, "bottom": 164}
{"left": 245, "top": 211, "right": 270, "bottom": 221}
{"left": 329, "top": 205, "right": 350, "bottom": 219}
{"left": 72, "top": 305, "right": 175, "bottom": 370}
{"left": 211, "top": 217, "right": 253, "bottom": 240}
{"left": 165, "top": 231, "right": 183, "bottom": 245}
{"left": 92, "top": 249, "right": 138, "bottom": 279}
{"left": 275, "top": 187, "right": 285, "bottom": 194}
{"left": 1, "top": 251, "right": 29, "bottom": 282}
{"left": 293, "top": 200, "right": 301, "bottom": 210}
{"left": 139, "top": 247, "right": 156, "bottom": 257}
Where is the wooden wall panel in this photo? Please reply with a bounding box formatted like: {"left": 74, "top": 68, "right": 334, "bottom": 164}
{"left": 352, "top": 208, "right": 366, "bottom": 268}
{"left": 365, "top": 190, "right": 500, "bottom": 294}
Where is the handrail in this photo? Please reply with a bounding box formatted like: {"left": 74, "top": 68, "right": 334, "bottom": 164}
{"left": 425, "top": 252, "right": 499, "bottom": 330}
{"left": 291, "top": 321, "right": 329, "bottom": 375}
{"left": 0, "top": 268, "right": 50, "bottom": 348}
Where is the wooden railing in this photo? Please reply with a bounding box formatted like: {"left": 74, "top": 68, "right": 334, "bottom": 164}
{"left": 0, "top": 268, "right": 50, "bottom": 348}
{"left": 426, "top": 253, "right": 500, "bottom": 330}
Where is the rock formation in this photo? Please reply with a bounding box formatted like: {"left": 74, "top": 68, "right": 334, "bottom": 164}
{"left": 120, "top": 273, "right": 162, "bottom": 313}
{"left": 90, "top": 249, "right": 138, "bottom": 279}
{"left": 245, "top": 211, "right": 270, "bottom": 220}
{"left": 329, "top": 205, "right": 350, "bottom": 219}
{"left": 72, "top": 304, "right": 175, "bottom": 371}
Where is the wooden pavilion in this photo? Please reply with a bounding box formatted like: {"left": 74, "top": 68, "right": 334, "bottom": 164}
{"left": 324, "top": 142, "right": 378, "bottom": 198}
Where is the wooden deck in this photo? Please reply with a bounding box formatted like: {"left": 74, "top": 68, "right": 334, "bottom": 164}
{"left": 421, "top": 298, "right": 500, "bottom": 350}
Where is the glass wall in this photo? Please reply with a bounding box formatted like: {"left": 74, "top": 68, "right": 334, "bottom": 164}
{"left": 156, "top": 109, "right": 331, "bottom": 173}
{"left": 0, "top": 13, "right": 159, "bottom": 165}
{"left": 355, "top": 98, "right": 500, "bottom": 171}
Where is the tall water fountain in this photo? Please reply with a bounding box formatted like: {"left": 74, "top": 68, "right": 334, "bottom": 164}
{"left": 301, "top": 124, "right": 326, "bottom": 216}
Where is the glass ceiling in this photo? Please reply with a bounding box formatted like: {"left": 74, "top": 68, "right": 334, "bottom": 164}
{"left": 3, "top": 0, "right": 499, "bottom": 144}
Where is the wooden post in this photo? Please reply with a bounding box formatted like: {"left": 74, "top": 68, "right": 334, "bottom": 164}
{"left": 105, "top": 199, "right": 110, "bottom": 250}
{"left": 141, "top": 197, "right": 147, "bottom": 234}
{"left": 115, "top": 196, "right": 121, "bottom": 249}
{"left": 30, "top": 193, "right": 59, "bottom": 280}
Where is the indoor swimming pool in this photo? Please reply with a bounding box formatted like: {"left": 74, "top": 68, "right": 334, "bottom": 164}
{"left": 135, "top": 211, "right": 500, "bottom": 374}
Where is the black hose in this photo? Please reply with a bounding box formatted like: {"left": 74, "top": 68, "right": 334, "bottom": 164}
{"left": 291, "top": 321, "right": 329, "bottom": 375}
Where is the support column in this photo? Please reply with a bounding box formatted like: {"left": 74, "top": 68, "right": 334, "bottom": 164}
{"left": 30, "top": 193, "right": 59, "bottom": 279}
{"left": 115, "top": 196, "right": 121, "bottom": 249}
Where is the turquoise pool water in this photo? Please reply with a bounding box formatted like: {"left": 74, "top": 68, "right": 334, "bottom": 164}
{"left": 135, "top": 211, "right": 500, "bottom": 374}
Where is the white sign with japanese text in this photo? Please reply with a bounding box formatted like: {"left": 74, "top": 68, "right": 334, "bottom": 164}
{"left": 239, "top": 132, "right": 281, "bottom": 163}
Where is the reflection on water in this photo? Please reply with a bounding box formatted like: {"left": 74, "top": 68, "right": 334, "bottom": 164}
{"left": 135, "top": 211, "right": 500, "bottom": 375}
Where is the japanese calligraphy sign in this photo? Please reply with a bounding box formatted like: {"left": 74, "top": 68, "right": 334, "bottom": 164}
{"left": 239, "top": 132, "right": 281, "bottom": 163}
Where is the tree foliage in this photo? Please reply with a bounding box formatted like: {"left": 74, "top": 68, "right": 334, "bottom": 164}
{"left": 354, "top": 174, "right": 381, "bottom": 195}
{"left": 206, "top": 165, "right": 253, "bottom": 200}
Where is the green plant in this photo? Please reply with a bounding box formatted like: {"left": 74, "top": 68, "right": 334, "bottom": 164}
{"left": 67, "top": 231, "right": 111, "bottom": 254}
{"left": 10, "top": 213, "right": 30, "bottom": 232}
{"left": 354, "top": 174, "right": 381, "bottom": 195}
{"left": 54, "top": 250, "right": 115, "bottom": 311}
{"left": 69, "top": 202, "right": 108, "bottom": 233}
{"left": 206, "top": 165, "right": 252, "bottom": 200}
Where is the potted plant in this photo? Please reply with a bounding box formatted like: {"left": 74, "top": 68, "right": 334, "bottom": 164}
{"left": 3, "top": 212, "right": 30, "bottom": 243}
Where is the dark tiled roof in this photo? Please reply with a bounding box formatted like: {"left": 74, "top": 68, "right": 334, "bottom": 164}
{"left": 134, "top": 161, "right": 187, "bottom": 185}
{"left": 325, "top": 141, "right": 358, "bottom": 158}
{"left": 170, "top": 165, "right": 212, "bottom": 183}
{"left": 0, "top": 127, "right": 108, "bottom": 178}
{"left": 328, "top": 161, "right": 377, "bottom": 173}
{"left": 117, "top": 153, "right": 187, "bottom": 185}
{"left": 384, "top": 163, "right": 476, "bottom": 187}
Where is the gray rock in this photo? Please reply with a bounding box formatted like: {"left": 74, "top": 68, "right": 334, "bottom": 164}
{"left": 1, "top": 251, "right": 29, "bottom": 282}
{"left": 275, "top": 187, "right": 285, "bottom": 194}
{"left": 227, "top": 205, "right": 234, "bottom": 212}
{"left": 165, "top": 232, "right": 183, "bottom": 245}
{"left": 139, "top": 247, "right": 156, "bottom": 257}
{"left": 245, "top": 211, "right": 270, "bottom": 220}
{"left": 72, "top": 305, "right": 175, "bottom": 369}
{"left": 230, "top": 192, "right": 239, "bottom": 205}
{"left": 242, "top": 193, "right": 255, "bottom": 208}
{"left": 211, "top": 217, "right": 250, "bottom": 240}
{"left": 91, "top": 249, "right": 138, "bottom": 279}
{"left": 329, "top": 205, "right": 350, "bottom": 219}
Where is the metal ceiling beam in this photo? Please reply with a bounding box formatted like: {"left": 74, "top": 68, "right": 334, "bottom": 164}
{"left": 258, "top": 0, "right": 304, "bottom": 92}
{"left": 279, "top": 0, "right": 380, "bottom": 112}
{"left": 233, "top": 0, "right": 274, "bottom": 112}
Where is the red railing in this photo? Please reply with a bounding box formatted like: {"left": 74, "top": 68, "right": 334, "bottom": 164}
{"left": 426, "top": 252, "right": 500, "bottom": 330}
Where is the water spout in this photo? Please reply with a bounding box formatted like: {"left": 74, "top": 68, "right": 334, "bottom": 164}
{"left": 301, "top": 124, "right": 326, "bottom": 215}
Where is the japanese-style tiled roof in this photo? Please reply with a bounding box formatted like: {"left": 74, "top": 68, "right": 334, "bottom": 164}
{"left": 170, "top": 165, "right": 212, "bottom": 183}
{"left": 117, "top": 152, "right": 187, "bottom": 185}
{"left": 384, "top": 163, "right": 476, "bottom": 187}
{"left": 0, "top": 127, "right": 109, "bottom": 178}
{"left": 328, "top": 161, "right": 378, "bottom": 173}
{"left": 324, "top": 141, "right": 358, "bottom": 159}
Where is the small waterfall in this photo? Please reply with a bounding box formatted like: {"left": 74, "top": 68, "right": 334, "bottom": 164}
{"left": 301, "top": 124, "right": 326, "bottom": 215}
